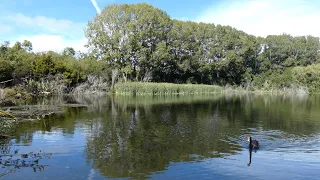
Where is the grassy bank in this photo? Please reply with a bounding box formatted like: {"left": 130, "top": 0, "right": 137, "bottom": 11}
{"left": 114, "top": 82, "right": 223, "bottom": 95}
{"left": 0, "top": 82, "right": 311, "bottom": 106}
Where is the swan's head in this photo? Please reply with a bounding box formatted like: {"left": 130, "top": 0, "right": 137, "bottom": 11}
{"left": 247, "top": 136, "right": 251, "bottom": 142}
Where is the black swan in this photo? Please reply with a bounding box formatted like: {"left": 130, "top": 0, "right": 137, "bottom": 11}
{"left": 247, "top": 136, "right": 259, "bottom": 149}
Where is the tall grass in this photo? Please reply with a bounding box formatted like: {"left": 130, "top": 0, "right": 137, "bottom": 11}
{"left": 0, "top": 88, "right": 5, "bottom": 101}
{"left": 25, "top": 74, "right": 67, "bottom": 95}
{"left": 114, "top": 82, "right": 223, "bottom": 95}
{"left": 0, "top": 88, "right": 18, "bottom": 103}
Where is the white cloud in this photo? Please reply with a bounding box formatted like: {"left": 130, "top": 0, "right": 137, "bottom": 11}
{"left": 90, "top": 0, "right": 101, "bottom": 14}
{"left": 5, "top": 13, "right": 85, "bottom": 37}
{"left": 15, "top": 35, "right": 87, "bottom": 52}
{"left": 196, "top": 0, "right": 320, "bottom": 37}
{"left": 0, "top": 13, "right": 87, "bottom": 52}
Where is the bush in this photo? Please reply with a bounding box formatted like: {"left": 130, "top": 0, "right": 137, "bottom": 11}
{"left": 292, "top": 64, "right": 320, "bottom": 93}
{"left": 0, "top": 58, "right": 14, "bottom": 82}
{"left": 32, "top": 54, "right": 56, "bottom": 76}
{"left": 252, "top": 69, "right": 293, "bottom": 90}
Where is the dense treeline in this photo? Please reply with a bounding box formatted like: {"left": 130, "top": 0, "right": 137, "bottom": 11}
{"left": 0, "top": 40, "right": 110, "bottom": 96}
{"left": 85, "top": 3, "right": 320, "bottom": 91}
{"left": 1, "top": 3, "right": 320, "bottom": 96}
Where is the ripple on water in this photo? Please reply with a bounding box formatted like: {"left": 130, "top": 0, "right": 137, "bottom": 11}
{"left": 228, "top": 128, "right": 320, "bottom": 154}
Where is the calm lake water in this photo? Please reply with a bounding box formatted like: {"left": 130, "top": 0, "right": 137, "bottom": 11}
{"left": 1, "top": 94, "right": 320, "bottom": 179}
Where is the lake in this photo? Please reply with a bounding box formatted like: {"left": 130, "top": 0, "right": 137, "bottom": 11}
{"left": 1, "top": 94, "right": 320, "bottom": 179}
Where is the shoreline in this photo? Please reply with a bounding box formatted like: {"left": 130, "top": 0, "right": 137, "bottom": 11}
{"left": 0, "top": 82, "right": 311, "bottom": 105}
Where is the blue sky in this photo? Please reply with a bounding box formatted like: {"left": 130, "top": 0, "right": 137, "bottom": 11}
{"left": 0, "top": 0, "right": 320, "bottom": 52}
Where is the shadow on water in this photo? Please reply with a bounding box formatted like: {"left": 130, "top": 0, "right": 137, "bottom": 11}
{"left": 1, "top": 93, "right": 320, "bottom": 179}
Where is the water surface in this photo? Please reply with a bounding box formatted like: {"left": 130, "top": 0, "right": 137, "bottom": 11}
{"left": 1, "top": 94, "right": 320, "bottom": 179}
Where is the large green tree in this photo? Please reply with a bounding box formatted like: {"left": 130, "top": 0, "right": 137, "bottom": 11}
{"left": 85, "top": 3, "right": 172, "bottom": 81}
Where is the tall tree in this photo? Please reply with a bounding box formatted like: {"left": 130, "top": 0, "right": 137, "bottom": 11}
{"left": 62, "top": 47, "right": 76, "bottom": 57}
{"left": 22, "top": 40, "right": 33, "bottom": 52}
{"left": 85, "top": 3, "right": 172, "bottom": 81}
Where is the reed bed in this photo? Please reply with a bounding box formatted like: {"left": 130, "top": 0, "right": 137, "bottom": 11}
{"left": 114, "top": 82, "right": 223, "bottom": 95}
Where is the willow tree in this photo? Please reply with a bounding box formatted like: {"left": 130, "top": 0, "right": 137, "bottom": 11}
{"left": 85, "top": 3, "right": 172, "bottom": 82}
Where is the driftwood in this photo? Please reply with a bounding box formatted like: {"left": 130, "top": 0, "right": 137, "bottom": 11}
{"left": 0, "top": 76, "right": 30, "bottom": 84}
{"left": 0, "top": 110, "right": 15, "bottom": 119}
{"left": 0, "top": 79, "right": 14, "bottom": 84}
{"left": 0, "top": 133, "right": 14, "bottom": 137}
{"left": 2, "top": 106, "right": 62, "bottom": 121}
{"left": 1, "top": 103, "right": 88, "bottom": 122}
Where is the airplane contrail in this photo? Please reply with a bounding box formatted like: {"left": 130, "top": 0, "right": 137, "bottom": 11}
{"left": 90, "top": 0, "right": 101, "bottom": 14}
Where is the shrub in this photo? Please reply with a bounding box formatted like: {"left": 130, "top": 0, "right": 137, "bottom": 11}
{"left": 0, "top": 58, "right": 14, "bottom": 82}
{"left": 32, "top": 54, "right": 56, "bottom": 76}
{"left": 292, "top": 64, "right": 320, "bottom": 93}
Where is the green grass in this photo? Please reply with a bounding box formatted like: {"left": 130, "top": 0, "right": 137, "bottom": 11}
{"left": 113, "top": 82, "right": 223, "bottom": 96}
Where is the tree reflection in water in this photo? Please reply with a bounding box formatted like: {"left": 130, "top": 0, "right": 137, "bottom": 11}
{"left": 84, "top": 94, "right": 319, "bottom": 178}
{"left": 85, "top": 96, "right": 243, "bottom": 178}
{"left": 1, "top": 94, "right": 318, "bottom": 179}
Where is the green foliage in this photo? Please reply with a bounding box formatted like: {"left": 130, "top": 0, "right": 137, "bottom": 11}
{"left": 0, "top": 40, "right": 111, "bottom": 95}
{"left": 22, "top": 40, "right": 33, "bottom": 52}
{"left": 32, "top": 54, "right": 56, "bottom": 76}
{"left": 54, "top": 56, "right": 87, "bottom": 85}
{"left": 292, "top": 64, "right": 320, "bottom": 93}
{"left": 62, "top": 47, "right": 75, "bottom": 57}
{"left": 12, "top": 51, "right": 35, "bottom": 79}
{"left": 12, "top": 42, "right": 22, "bottom": 51}
{"left": 252, "top": 69, "right": 294, "bottom": 90}
{"left": 85, "top": 3, "right": 172, "bottom": 80}
{"left": 63, "top": 68, "right": 86, "bottom": 86}
{"left": 85, "top": 3, "right": 320, "bottom": 90}
{"left": 0, "top": 57, "right": 14, "bottom": 81}
{"left": 79, "top": 58, "right": 109, "bottom": 75}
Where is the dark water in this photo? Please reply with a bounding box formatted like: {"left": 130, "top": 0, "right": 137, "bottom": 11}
{"left": 1, "top": 94, "right": 320, "bottom": 179}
